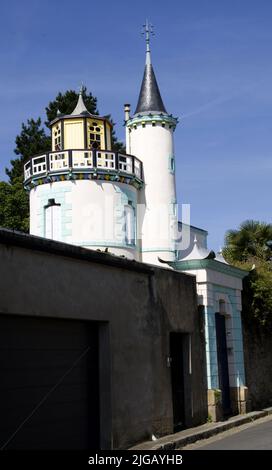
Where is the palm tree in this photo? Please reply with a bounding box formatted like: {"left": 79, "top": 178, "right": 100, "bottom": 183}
{"left": 224, "top": 220, "right": 272, "bottom": 262}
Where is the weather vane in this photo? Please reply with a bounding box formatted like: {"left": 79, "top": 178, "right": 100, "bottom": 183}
{"left": 141, "top": 19, "right": 154, "bottom": 54}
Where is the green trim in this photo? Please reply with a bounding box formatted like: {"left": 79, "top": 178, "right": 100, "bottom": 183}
{"left": 25, "top": 170, "right": 144, "bottom": 191}
{"left": 127, "top": 113, "right": 178, "bottom": 128}
{"left": 172, "top": 258, "right": 248, "bottom": 279}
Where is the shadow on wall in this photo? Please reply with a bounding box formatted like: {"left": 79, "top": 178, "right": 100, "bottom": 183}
{"left": 243, "top": 320, "right": 272, "bottom": 409}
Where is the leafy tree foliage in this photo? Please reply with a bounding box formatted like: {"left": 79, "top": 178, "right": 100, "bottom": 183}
{"left": 224, "top": 220, "right": 272, "bottom": 263}
{"left": 223, "top": 220, "right": 272, "bottom": 331}
{"left": 0, "top": 180, "right": 29, "bottom": 232}
{"left": 6, "top": 118, "right": 51, "bottom": 183}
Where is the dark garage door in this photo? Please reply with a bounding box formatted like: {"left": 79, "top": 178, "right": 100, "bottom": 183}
{"left": 0, "top": 314, "right": 99, "bottom": 450}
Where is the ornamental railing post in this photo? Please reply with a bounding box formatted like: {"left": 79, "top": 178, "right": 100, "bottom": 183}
{"left": 115, "top": 152, "right": 119, "bottom": 171}
{"left": 93, "top": 149, "right": 97, "bottom": 168}
{"left": 46, "top": 152, "right": 50, "bottom": 173}
{"left": 68, "top": 149, "right": 73, "bottom": 168}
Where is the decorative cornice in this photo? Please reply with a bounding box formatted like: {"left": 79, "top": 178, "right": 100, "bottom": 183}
{"left": 24, "top": 170, "right": 144, "bottom": 192}
{"left": 126, "top": 113, "right": 178, "bottom": 128}
{"left": 170, "top": 258, "right": 248, "bottom": 279}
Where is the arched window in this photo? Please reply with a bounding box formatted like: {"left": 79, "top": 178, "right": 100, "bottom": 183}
{"left": 124, "top": 203, "right": 135, "bottom": 245}
{"left": 44, "top": 199, "right": 61, "bottom": 241}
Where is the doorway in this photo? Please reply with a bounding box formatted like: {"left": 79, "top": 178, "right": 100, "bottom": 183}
{"left": 215, "top": 312, "right": 231, "bottom": 416}
{"left": 170, "top": 332, "right": 185, "bottom": 432}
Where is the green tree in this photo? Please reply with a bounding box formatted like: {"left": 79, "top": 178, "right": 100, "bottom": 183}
{"left": 224, "top": 220, "right": 272, "bottom": 263}
{"left": 6, "top": 118, "right": 51, "bottom": 183}
{"left": 223, "top": 220, "right": 272, "bottom": 331}
{"left": 0, "top": 180, "right": 29, "bottom": 232}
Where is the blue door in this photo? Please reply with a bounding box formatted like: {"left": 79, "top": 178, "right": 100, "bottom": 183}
{"left": 215, "top": 313, "right": 231, "bottom": 415}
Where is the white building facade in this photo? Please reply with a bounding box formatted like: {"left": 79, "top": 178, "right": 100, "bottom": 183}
{"left": 24, "top": 22, "right": 250, "bottom": 420}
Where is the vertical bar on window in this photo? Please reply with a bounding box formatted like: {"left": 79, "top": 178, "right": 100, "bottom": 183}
{"left": 61, "top": 120, "right": 64, "bottom": 150}
{"left": 93, "top": 149, "right": 97, "bottom": 168}
{"left": 115, "top": 152, "right": 119, "bottom": 171}
{"left": 46, "top": 153, "right": 50, "bottom": 173}
{"left": 132, "top": 156, "right": 135, "bottom": 175}
{"left": 68, "top": 150, "right": 73, "bottom": 168}
{"left": 84, "top": 117, "right": 88, "bottom": 149}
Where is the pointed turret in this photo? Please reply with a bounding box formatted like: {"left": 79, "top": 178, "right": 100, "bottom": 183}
{"left": 134, "top": 20, "right": 167, "bottom": 115}
{"left": 126, "top": 21, "right": 178, "bottom": 266}
{"left": 71, "top": 85, "right": 89, "bottom": 115}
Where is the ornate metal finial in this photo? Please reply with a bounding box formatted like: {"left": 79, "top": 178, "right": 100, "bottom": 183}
{"left": 142, "top": 19, "right": 154, "bottom": 65}
{"left": 79, "top": 83, "right": 84, "bottom": 95}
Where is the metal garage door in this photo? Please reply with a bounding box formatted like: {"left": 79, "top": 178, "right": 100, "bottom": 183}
{"left": 0, "top": 314, "right": 99, "bottom": 450}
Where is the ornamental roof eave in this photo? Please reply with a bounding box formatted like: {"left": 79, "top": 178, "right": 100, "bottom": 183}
{"left": 169, "top": 258, "right": 249, "bottom": 279}
{"left": 49, "top": 113, "right": 113, "bottom": 128}
{"left": 126, "top": 112, "right": 178, "bottom": 127}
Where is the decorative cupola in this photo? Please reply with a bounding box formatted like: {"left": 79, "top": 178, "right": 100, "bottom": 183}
{"left": 125, "top": 21, "right": 178, "bottom": 266}
{"left": 49, "top": 87, "right": 113, "bottom": 152}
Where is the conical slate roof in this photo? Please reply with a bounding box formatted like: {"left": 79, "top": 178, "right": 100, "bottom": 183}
{"left": 134, "top": 21, "right": 167, "bottom": 116}
{"left": 134, "top": 63, "right": 167, "bottom": 115}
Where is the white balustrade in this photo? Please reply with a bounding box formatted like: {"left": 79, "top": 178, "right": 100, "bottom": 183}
{"left": 72, "top": 150, "right": 93, "bottom": 168}
{"left": 24, "top": 161, "right": 31, "bottom": 180}
{"left": 97, "top": 151, "right": 115, "bottom": 169}
{"left": 24, "top": 150, "right": 143, "bottom": 182}
{"left": 32, "top": 155, "right": 47, "bottom": 175}
{"left": 118, "top": 154, "right": 132, "bottom": 173}
{"left": 134, "top": 158, "right": 142, "bottom": 179}
{"left": 49, "top": 151, "right": 69, "bottom": 171}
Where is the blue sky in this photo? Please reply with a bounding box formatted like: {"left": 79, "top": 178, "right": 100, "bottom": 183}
{"left": 0, "top": 0, "right": 271, "bottom": 249}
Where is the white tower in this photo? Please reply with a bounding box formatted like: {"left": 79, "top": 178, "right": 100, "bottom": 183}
{"left": 125, "top": 21, "right": 178, "bottom": 265}
{"left": 25, "top": 88, "right": 144, "bottom": 260}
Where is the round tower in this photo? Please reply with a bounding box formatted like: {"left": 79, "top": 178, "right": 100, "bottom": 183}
{"left": 24, "top": 88, "right": 143, "bottom": 260}
{"left": 126, "top": 21, "right": 178, "bottom": 265}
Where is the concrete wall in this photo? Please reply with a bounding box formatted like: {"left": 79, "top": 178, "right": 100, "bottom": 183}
{"left": 243, "top": 322, "right": 272, "bottom": 410}
{"left": 0, "top": 229, "right": 207, "bottom": 449}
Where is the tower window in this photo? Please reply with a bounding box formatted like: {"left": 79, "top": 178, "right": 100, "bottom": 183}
{"left": 124, "top": 203, "right": 135, "bottom": 246}
{"left": 44, "top": 199, "right": 61, "bottom": 241}
{"left": 88, "top": 121, "right": 102, "bottom": 150}
{"left": 54, "top": 125, "right": 62, "bottom": 151}
{"left": 169, "top": 156, "right": 175, "bottom": 174}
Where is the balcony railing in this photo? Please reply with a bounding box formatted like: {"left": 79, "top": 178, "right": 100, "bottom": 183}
{"left": 24, "top": 149, "right": 143, "bottom": 183}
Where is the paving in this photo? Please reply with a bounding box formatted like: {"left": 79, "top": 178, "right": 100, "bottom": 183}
{"left": 183, "top": 415, "right": 272, "bottom": 449}
{"left": 129, "top": 407, "right": 272, "bottom": 450}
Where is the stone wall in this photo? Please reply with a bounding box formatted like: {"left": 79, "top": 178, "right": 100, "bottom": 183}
{"left": 0, "top": 228, "right": 207, "bottom": 449}
{"left": 243, "top": 320, "right": 272, "bottom": 410}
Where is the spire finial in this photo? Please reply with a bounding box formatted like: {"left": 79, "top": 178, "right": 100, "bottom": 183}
{"left": 142, "top": 19, "right": 154, "bottom": 66}
{"left": 79, "top": 83, "right": 84, "bottom": 95}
